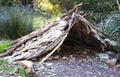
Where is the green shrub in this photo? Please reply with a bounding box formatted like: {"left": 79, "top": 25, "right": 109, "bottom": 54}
{"left": 0, "top": 58, "right": 10, "bottom": 70}
{"left": 102, "top": 11, "right": 120, "bottom": 42}
{"left": 0, "top": 39, "right": 10, "bottom": 53}
{"left": 15, "top": 68, "right": 33, "bottom": 77}
{"left": 0, "top": 6, "right": 33, "bottom": 39}
{"left": 0, "top": 58, "right": 31, "bottom": 77}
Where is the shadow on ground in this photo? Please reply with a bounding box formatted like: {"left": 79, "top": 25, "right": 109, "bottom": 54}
{"left": 36, "top": 44, "right": 120, "bottom": 77}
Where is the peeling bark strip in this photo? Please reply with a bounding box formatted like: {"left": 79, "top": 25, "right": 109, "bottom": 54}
{"left": 0, "top": 3, "right": 118, "bottom": 62}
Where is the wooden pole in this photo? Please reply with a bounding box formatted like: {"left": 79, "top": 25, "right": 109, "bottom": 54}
{"left": 116, "top": 0, "right": 120, "bottom": 11}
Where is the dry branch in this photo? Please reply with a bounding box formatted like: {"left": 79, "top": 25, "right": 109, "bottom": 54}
{"left": 60, "top": 3, "right": 83, "bottom": 18}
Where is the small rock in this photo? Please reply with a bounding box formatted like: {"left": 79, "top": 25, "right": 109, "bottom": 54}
{"left": 45, "top": 62, "right": 52, "bottom": 66}
{"left": 62, "top": 56, "right": 69, "bottom": 60}
{"left": 62, "top": 56, "right": 67, "bottom": 59}
{"left": 82, "top": 51, "right": 87, "bottom": 55}
{"left": 98, "top": 53, "right": 109, "bottom": 60}
{"left": 105, "top": 58, "right": 117, "bottom": 67}
{"left": 18, "top": 60, "right": 35, "bottom": 74}
{"left": 0, "top": 71, "right": 3, "bottom": 73}
{"left": 69, "top": 55, "right": 75, "bottom": 61}
{"left": 98, "top": 72, "right": 101, "bottom": 75}
{"left": 107, "top": 51, "right": 117, "bottom": 59}
{"left": 32, "top": 38, "right": 37, "bottom": 41}
{"left": 53, "top": 55, "right": 59, "bottom": 60}
{"left": 69, "top": 55, "right": 73, "bottom": 58}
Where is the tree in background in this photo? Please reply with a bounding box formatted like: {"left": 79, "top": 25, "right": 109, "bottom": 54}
{"left": 0, "top": 0, "right": 119, "bottom": 39}
{"left": 0, "top": 0, "right": 118, "bottom": 22}
{"left": 34, "top": 0, "right": 118, "bottom": 24}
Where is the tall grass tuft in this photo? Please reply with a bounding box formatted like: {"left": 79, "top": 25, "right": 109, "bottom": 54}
{"left": 0, "top": 6, "right": 33, "bottom": 39}
{"left": 0, "top": 39, "right": 10, "bottom": 53}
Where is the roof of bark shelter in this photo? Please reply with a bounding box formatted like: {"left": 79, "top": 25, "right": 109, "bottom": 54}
{"left": 0, "top": 3, "right": 117, "bottom": 63}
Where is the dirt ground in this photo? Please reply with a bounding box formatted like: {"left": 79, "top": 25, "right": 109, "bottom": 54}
{"left": 35, "top": 44, "right": 120, "bottom": 77}
{"left": 1, "top": 44, "right": 120, "bottom": 77}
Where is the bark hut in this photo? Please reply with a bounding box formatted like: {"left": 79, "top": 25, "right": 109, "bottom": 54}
{"left": 0, "top": 3, "right": 118, "bottom": 63}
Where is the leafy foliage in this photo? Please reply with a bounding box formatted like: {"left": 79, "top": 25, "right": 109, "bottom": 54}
{"left": 15, "top": 68, "right": 33, "bottom": 77}
{"left": 0, "top": 39, "right": 10, "bottom": 53}
{"left": 35, "top": 0, "right": 118, "bottom": 24}
{"left": 0, "top": 58, "right": 31, "bottom": 77}
{"left": 0, "top": 6, "right": 33, "bottom": 39}
{"left": 36, "top": 0, "right": 62, "bottom": 16}
{"left": 0, "top": 58, "right": 15, "bottom": 76}
{"left": 0, "top": 58, "right": 10, "bottom": 70}
{"left": 81, "top": 0, "right": 117, "bottom": 24}
{"left": 0, "top": 0, "right": 117, "bottom": 25}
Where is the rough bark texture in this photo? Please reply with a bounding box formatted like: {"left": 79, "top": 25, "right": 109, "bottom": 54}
{"left": 0, "top": 3, "right": 118, "bottom": 62}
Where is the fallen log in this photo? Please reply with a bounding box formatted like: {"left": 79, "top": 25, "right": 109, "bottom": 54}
{"left": 0, "top": 3, "right": 119, "bottom": 63}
